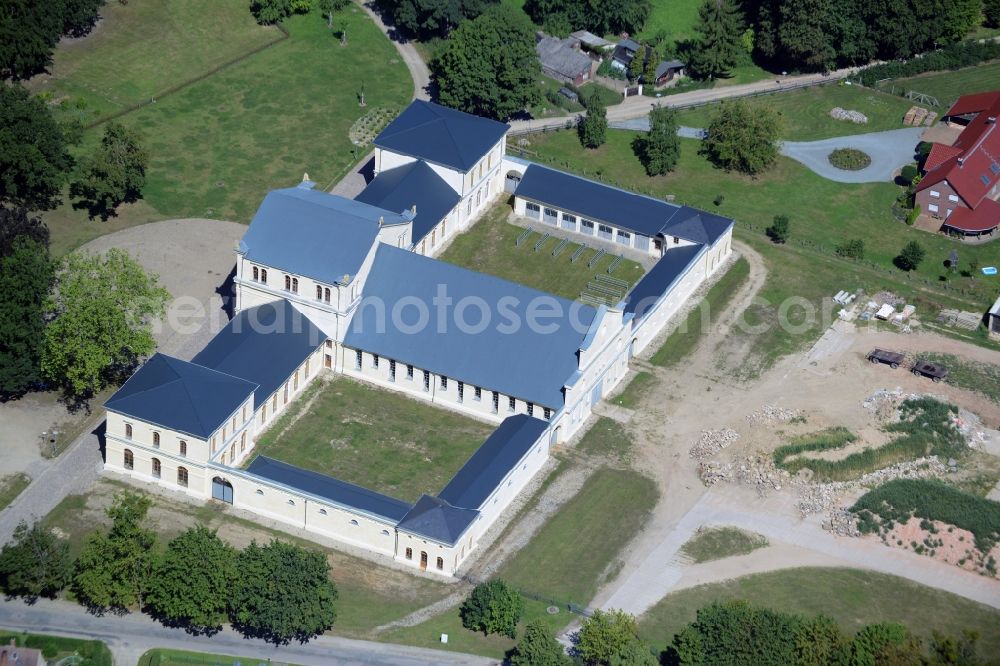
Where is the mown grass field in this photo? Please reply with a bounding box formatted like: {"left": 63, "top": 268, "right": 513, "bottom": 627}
{"left": 637, "top": 567, "right": 1000, "bottom": 656}
{"left": 39, "top": 8, "right": 411, "bottom": 256}
{"left": 675, "top": 83, "right": 915, "bottom": 140}
{"left": 613, "top": 370, "right": 656, "bottom": 409}
{"left": 638, "top": 0, "right": 702, "bottom": 44}
{"left": 41, "top": 479, "right": 450, "bottom": 637}
{"left": 439, "top": 203, "right": 646, "bottom": 301}
{"left": 251, "top": 378, "right": 494, "bottom": 503}
{"left": 0, "top": 472, "right": 31, "bottom": 511}
{"left": 882, "top": 61, "right": 1000, "bottom": 109}
{"left": 25, "top": 0, "right": 279, "bottom": 122}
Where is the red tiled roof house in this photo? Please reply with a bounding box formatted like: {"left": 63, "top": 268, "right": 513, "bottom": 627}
{"left": 915, "top": 91, "right": 1000, "bottom": 239}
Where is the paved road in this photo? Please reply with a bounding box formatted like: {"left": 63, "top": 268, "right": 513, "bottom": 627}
{"left": 358, "top": 0, "right": 430, "bottom": 101}
{"left": 780, "top": 127, "right": 924, "bottom": 183}
{"left": 600, "top": 489, "right": 1000, "bottom": 616}
{"left": 0, "top": 598, "right": 494, "bottom": 666}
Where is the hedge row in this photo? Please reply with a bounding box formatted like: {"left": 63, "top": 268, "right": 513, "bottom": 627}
{"left": 854, "top": 40, "right": 1000, "bottom": 89}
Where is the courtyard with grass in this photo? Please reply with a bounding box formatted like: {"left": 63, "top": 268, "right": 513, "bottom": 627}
{"left": 37, "top": 5, "right": 412, "bottom": 256}
{"left": 636, "top": 567, "right": 1000, "bottom": 656}
{"left": 674, "top": 83, "right": 915, "bottom": 140}
{"left": 250, "top": 377, "right": 494, "bottom": 504}
{"left": 40, "top": 478, "right": 450, "bottom": 637}
{"left": 439, "top": 203, "right": 646, "bottom": 302}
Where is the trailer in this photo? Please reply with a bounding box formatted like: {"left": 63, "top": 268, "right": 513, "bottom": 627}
{"left": 911, "top": 359, "right": 948, "bottom": 382}
{"left": 866, "top": 348, "right": 905, "bottom": 369}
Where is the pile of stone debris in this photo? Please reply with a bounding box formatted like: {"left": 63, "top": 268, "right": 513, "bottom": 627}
{"left": 824, "top": 508, "right": 861, "bottom": 536}
{"left": 830, "top": 107, "right": 869, "bottom": 124}
{"left": 699, "top": 453, "right": 791, "bottom": 496}
{"left": 745, "top": 404, "right": 801, "bottom": 426}
{"left": 861, "top": 387, "right": 920, "bottom": 419}
{"left": 689, "top": 428, "right": 740, "bottom": 460}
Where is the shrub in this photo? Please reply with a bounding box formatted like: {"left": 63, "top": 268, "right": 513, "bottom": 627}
{"left": 713, "top": 194, "right": 725, "bottom": 206}
{"left": 835, "top": 239, "right": 865, "bottom": 260}
{"left": 854, "top": 40, "right": 1000, "bottom": 88}
{"left": 250, "top": 0, "right": 292, "bottom": 24}
{"left": 766, "top": 214, "right": 789, "bottom": 244}
{"left": 828, "top": 148, "right": 871, "bottom": 171}
{"left": 460, "top": 580, "right": 523, "bottom": 638}
{"left": 896, "top": 240, "right": 925, "bottom": 270}
{"left": 905, "top": 206, "right": 921, "bottom": 226}
{"left": 900, "top": 165, "right": 919, "bottom": 184}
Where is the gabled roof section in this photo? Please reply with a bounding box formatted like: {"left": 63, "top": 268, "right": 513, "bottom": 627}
{"left": 105, "top": 353, "right": 257, "bottom": 439}
{"left": 241, "top": 185, "right": 405, "bottom": 286}
{"left": 344, "top": 244, "right": 596, "bottom": 408}
{"left": 536, "top": 36, "right": 592, "bottom": 79}
{"left": 917, "top": 120, "right": 1000, "bottom": 207}
{"left": 945, "top": 91, "right": 1000, "bottom": 119}
{"left": 355, "top": 161, "right": 461, "bottom": 244}
{"left": 192, "top": 301, "right": 326, "bottom": 401}
{"left": 437, "top": 415, "right": 548, "bottom": 509}
{"left": 374, "top": 100, "right": 509, "bottom": 172}
{"left": 624, "top": 244, "right": 706, "bottom": 319}
{"left": 396, "top": 494, "right": 479, "bottom": 546}
{"left": 655, "top": 60, "right": 685, "bottom": 79}
{"left": 924, "top": 143, "right": 963, "bottom": 172}
{"left": 515, "top": 163, "right": 733, "bottom": 244}
{"left": 942, "top": 198, "right": 1000, "bottom": 233}
{"left": 246, "top": 456, "right": 412, "bottom": 522}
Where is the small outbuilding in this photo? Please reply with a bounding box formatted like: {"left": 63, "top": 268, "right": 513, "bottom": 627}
{"left": 988, "top": 294, "right": 1000, "bottom": 340}
{"left": 654, "top": 59, "right": 686, "bottom": 86}
{"left": 536, "top": 34, "right": 593, "bottom": 86}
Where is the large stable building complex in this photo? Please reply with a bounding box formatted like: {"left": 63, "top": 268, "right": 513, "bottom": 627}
{"left": 104, "top": 101, "right": 734, "bottom": 576}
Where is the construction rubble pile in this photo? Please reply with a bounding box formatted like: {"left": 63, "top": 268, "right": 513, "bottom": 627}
{"left": 745, "top": 404, "right": 801, "bottom": 426}
{"left": 829, "top": 107, "right": 869, "bottom": 124}
{"left": 797, "top": 456, "right": 948, "bottom": 517}
{"left": 953, "top": 407, "right": 990, "bottom": 449}
{"left": 824, "top": 509, "right": 861, "bottom": 537}
{"left": 689, "top": 428, "right": 740, "bottom": 460}
{"left": 699, "top": 453, "right": 791, "bottom": 496}
{"left": 862, "top": 387, "right": 920, "bottom": 419}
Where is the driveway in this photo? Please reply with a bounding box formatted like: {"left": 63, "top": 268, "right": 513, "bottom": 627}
{"left": 0, "top": 597, "right": 493, "bottom": 666}
{"left": 358, "top": 1, "right": 431, "bottom": 101}
{"left": 779, "top": 127, "right": 924, "bottom": 183}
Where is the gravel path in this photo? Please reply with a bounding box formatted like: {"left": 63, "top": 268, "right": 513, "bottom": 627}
{"left": 357, "top": 1, "right": 430, "bottom": 102}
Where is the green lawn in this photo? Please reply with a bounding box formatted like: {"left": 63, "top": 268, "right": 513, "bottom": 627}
{"left": 519, "top": 130, "right": 998, "bottom": 309}
{"left": 40, "top": 8, "right": 412, "bottom": 256}
{"left": 41, "top": 479, "right": 449, "bottom": 636}
{"left": 637, "top": 567, "right": 1000, "bottom": 656}
{"left": 650, "top": 256, "right": 750, "bottom": 367}
{"left": 439, "top": 203, "right": 646, "bottom": 302}
{"left": 25, "top": 0, "right": 279, "bottom": 123}
{"left": 251, "top": 378, "right": 494, "bottom": 503}
{"left": 496, "top": 466, "right": 658, "bottom": 603}
{"left": 674, "top": 83, "right": 915, "bottom": 140}
{"left": 882, "top": 61, "right": 1000, "bottom": 109}
{"left": 638, "top": 0, "right": 701, "bottom": 44}
{"left": 679, "top": 526, "right": 768, "bottom": 563}
{"left": 612, "top": 370, "right": 656, "bottom": 409}
{"left": 0, "top": 631, "right": 111, "bottom": 666}
{"left": 139, "top": 649, "right": 300, "bottom": 666}
{"left": 574, "top": 416, "right": 635, "bottom": 465}
{"left": 0, "top": 472, "right": 31, "bottom": 511}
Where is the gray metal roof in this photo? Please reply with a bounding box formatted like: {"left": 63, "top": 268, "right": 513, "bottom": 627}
{"left": 246, "top": 456, "right": 413, "bottom": 522}
{"left": 623, "top": 244, "right": 705, "bottom": 319}
{"left": 241, "top": 184, "right": 405, "bottom": 286}
{"left": 345, "top": 244, "right": 596, "bottom": 408}
{"left": 536, "top": 36, "right": 592, "bottom": 80}
{"left": 515, "top": 163, "right": 733, "bottom": 244}
{"left": 395, "top": 494, "right": 479, "bottom": 546}
{"left": 192, "top": 301, "right": 325, "bottom": 402}
{"left": 355, "top": 161, "right": 461, "bottom": 244}
{"left": 374, "top": 100, "right": 510, "bottom": 172}
{"left": 438, "top": 415, "right": 548, "bottom": 509}
{"left": 105, "top": 353, "right": 258, "bottom": 440}
{"left": 655, "top": 60, "right": 685, "bottom": 79}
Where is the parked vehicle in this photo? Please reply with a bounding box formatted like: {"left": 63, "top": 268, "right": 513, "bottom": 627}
{"left": 867, "top": 348, "right": 904, "bottom": 369}
{"left": 911, "top": 358, "right": 948, "bottom": 382}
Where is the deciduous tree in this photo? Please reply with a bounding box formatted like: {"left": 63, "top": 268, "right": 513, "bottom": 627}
{"left": 73, "top": 492, "right": 156, "bottom": 611}
{"left": 690, "top": 0, "right": 745, "bottom": 80}
{"left": 250, "top": 0, "right": 293, "bottom": 24}
{"left": 509, "top": 619, "right": 571, "bottom": 666}
{"left": 432, "top": 5, "right": 539, "bottom": 121}
{"left": 896, "top": 241, "right": 926, "bottom": 271}
{"left": 41, "top": 248, "right": 168, "bottom": 401}
{"left": 767, "top": 214, "right": 789, "bottom": 244}
{"left": 70, "top": 122, "right": 149, "bottom": 220}
{"left": 229, "top": 540, "right": 338, "bottom": 644}
{"left": 0, "top": 237, "right": 53, "bottom": 398}
{"left": 0, "top": 83, "right": 74, "bottom": 211}
{"left": 317, "top": 0, "right": 349, "bottom": 28}
{"left": 61, "top": 0, "right": 104, "bottom": 38}
{"left": 0, "top": 0, "right": 64, "bottom": 80}
{"left": 383, "top": 0, "right": 497, "bottom": 38}
{"left": 577, "top": 609, "right": 645, "bottom": 665}
{"left": 146, "top": 525, "right": 237, "bottom": 634}
{"left": 0, "top": 206, "right": 49, "bottom": 256}
{"left": 460, "top": 579, "right": 524, "bottom": 639}
{"left": 700, "top": 100, "right": 780, "bottom": 175}
{"left": 0, "top": 520, "right": 72, "bottom": 600}
{"left": 523, "top": 0, "right": 649, "bottom": 36}
{"left": 633, "top": 106, "right": 680, "bottom": 176}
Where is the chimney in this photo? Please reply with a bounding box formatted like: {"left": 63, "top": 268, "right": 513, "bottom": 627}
{"left": 411, "top": 204, "right": 417, "bottom": 214}
{"left": 378, "top": 216, "right": 384, "bottom": 227}
{"left": 343, "top": 274, "right": 351, "bottom": 284}
{"left": 302, "top": 172, "right": 310, "bottom": 182}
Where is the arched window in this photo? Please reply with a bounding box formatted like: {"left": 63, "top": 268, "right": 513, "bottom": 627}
{"left": 240, "top": 432, "right": 246, "bottom": 453}
{"left": 179, "top": 440, "right": 187, "bottom": 457}
{"left": 260, "top": 268, "right": 267, "bottom": 283}
{"left": 405, "top": 547, "right": 412, "bottom": 560}
{"left": 152, "top": 458, "right": 161, "bottom": 478}
{"left": 152, "top": 431, "right": 160, "bottom": 448}
{"left": 123, "top": 449, "right": 134, "bottom": 470}
{"left": 436, "top": 557, "right": 444, "bottom": 571}
{"left": 349, "top": 519, "right": 359, "bottom": 526}
{"left": 316, "top": 284, "right": 323, "bottom": 300}
{"left": 124, "top": 423, "right": 132, "bottom": 439}
{"left": 381, "top": 529, "right": 390, "bottom": 536}
{"left": 291, "top": 277, "right": 298, "bottom": 293}
{"left": 318, "top": 508, "right": 327, "bottom": 515}
{"left": 177, "top": 467, "right": 188, "bottom": 487}
{"left": 253, "top": 266, "right": 259, "bottom": 281}
{"left": 285, "top": 275, "right": 291, "bottom": 291}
